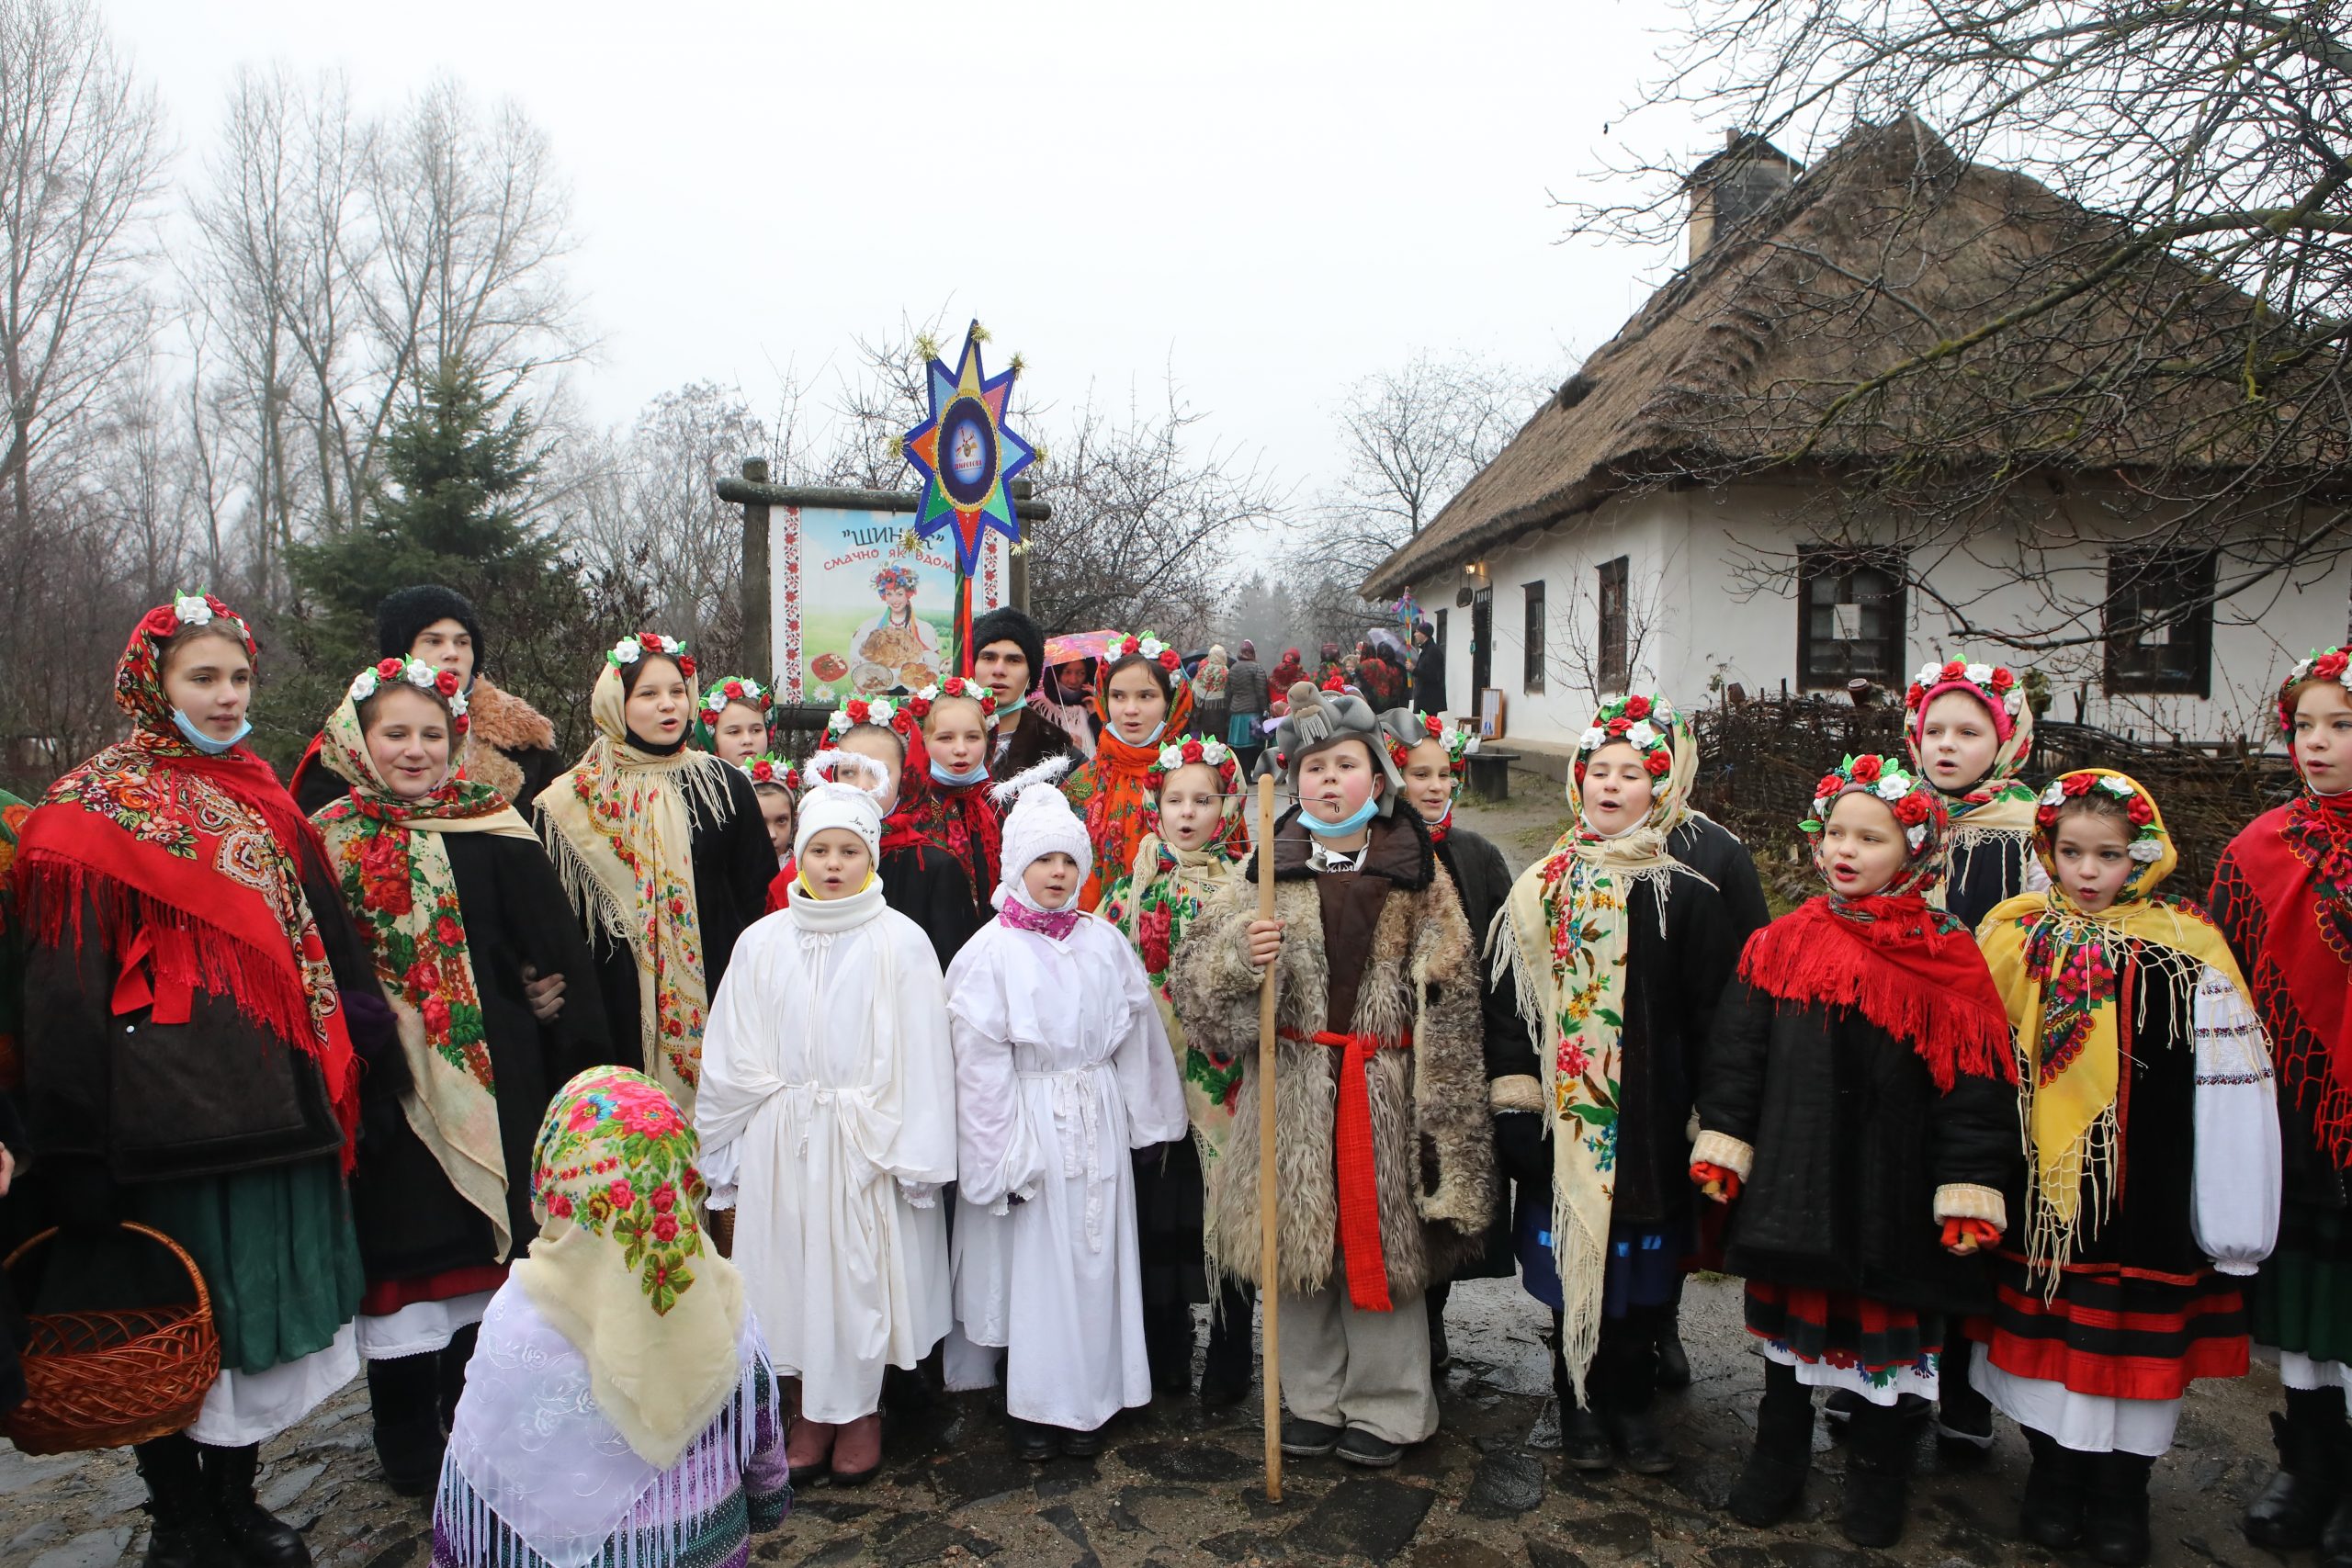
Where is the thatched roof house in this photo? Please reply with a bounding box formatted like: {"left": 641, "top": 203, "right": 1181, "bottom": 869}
{"left": 1371, "top": 115, "right": 2346, "bottom": 756}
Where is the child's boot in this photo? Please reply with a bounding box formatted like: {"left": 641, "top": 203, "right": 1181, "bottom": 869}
{"left": 831, "top": 1413, "right": 884, "bottom": 1487}
{"left": 2018, "top": 1427, "right": 2089, "bottom": 1549}
{"left": 2246, "top": 1387, "right": 2345, "bottom": 1549}
{"left": 364, "top": 1351, "right": 443, "bottom": 1496}
{"left": 1838, "top": 1396, "right": 1925, "bottom": 1548}
{"left": 2083, "top": 1450, "right": 2154, "bottom": 1567}
{"left": 1142, "top": 1300, "right": 1194, "bottom": 1398}
{"left": 1200, "top": 1280, "right": 1254, "bottom": 1407}
{"left": 1594, "top": 1310, "right": 1673, "bottom": 1474}
{"left": 1727, "top": 1360, "right": 1813, "bottom": 1528}
{"left": 134, "top": 1433, "right": 234, "bottom": 1568}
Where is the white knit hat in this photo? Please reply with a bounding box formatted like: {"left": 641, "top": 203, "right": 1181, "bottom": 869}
{"left": 991, "top": 758, "right": 1088, "bottom": 910}
{"left": 795, "top": 750, "right": 887, "bottom": 863}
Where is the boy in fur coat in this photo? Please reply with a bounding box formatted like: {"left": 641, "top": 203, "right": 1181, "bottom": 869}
{"left": 1170, "top": 682, "right": 1496, "bottom": 1467}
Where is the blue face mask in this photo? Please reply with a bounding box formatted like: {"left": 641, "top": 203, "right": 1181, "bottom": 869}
{"left": 172, "top": 709, "right": 251, "bottom": 755}
{"left": 996, "top": 692, "right": 1027, "bottom": 715}
{"left": 930, "top": 758, "right": 990, "bottom": 788}
{"left": 1300, "top": 795, "right": 1380, "bottom": 838}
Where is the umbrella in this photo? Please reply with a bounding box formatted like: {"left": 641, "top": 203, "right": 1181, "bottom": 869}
{"left": 1044, "top": 630, "right": 1122, "bottom": 665}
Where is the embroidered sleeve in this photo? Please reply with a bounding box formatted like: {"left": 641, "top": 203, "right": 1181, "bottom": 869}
{"left": 2191, "top": 962, "right": 2281, "bottom": 1274}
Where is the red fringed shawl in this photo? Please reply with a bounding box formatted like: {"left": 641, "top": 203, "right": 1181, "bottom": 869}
{"left": 2213, "top": 796, "right": 2352, "bottom": 1163}
{"left": 15, "top": 737, "right": 362, "bottom": 1168}
{"left": 1737, "top": 892, "right": 2016, "bottom": 1091}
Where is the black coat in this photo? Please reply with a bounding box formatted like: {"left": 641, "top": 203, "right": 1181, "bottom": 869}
{"left": 1410, "top": 639, "right": 1448, "bottom": 714}
{"left": 1436, "top": 826, "right": 1530, "bottom": 1280}
{"left": 537, "top": 765, "right": 775, "bottom": 1079}
{"left": 22, "top": 856, "right": 383, "bottom": 1181}
{"left": 883, "top": 840, "right": 987, "bottom": 972}
{"left": 1698, "top": 976, "right": 2020, "bottom": 1314}
{"left": 992, "top": 709, "right": 1080, "bottom": 781}
{"left": 1668, "top": 814, "right": 1771, "bottom": 945}
{"left": 349, "top": 833, "right": 616, "bottom": 1289}
{"left": 1942, "top": 829, "right": 2035, "bottom": 935}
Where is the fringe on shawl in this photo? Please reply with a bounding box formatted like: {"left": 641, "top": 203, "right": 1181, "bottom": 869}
{"left": 540, "top": 817, "right": 640, "bottom": 951}
{"left": 433, "top": 1353, "right": 778, "bottom": 1568}
{"left": 1736, "top": 912, "right": 2014, "bottom": 1094}
{"left": 14, "top": 852, "right": 360, "bottom": 1157}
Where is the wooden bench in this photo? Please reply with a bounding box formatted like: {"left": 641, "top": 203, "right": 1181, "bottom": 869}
{"left": 1464, "top": 749, "right": 1520, "bottom": 802}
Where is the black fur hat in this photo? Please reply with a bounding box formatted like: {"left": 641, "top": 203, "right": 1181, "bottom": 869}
{"left": 377, "top": 585, "right": 485, "bottom": 668}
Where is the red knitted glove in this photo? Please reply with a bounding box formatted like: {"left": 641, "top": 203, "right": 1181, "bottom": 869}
{"left": 1690, "top": 1161, "right": 1742, "bottom": 1202}
{"left": 1941, "top": 1216, "right": 2000, "bottom": 1255}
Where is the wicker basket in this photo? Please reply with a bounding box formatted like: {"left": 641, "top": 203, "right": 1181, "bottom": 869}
{"left": 3, "top": 1222, "right": 220, "bottom": 1455}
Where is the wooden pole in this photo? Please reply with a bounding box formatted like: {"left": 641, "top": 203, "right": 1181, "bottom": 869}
{"left": 1255, "top": 772, "right": 1282, "bottom": 1503}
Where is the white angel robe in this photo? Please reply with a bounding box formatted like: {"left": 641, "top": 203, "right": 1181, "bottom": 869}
{"left": 695, "top": 885, "right": 956, "bottom": 1424}
{"left": 946, "top": 912, "right": 1188, "bottom": 1432}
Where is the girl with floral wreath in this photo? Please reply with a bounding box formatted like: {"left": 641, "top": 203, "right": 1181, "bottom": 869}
{"left": 1969, "top": 769, "right": 2277, "bottom": 1565}
{"left": 740, "top": 756, "right": 800, "bottom": 869}
{"left": 1100, "top": 735, "right": 1256, "bottom": 1406}
{"left": 769, "top": 695, "right": 989, "bottom": 968}
{"left": 1376, "top": 709, "right": 1532, "bottom": 1379}
{"left": 1061, "top": 631, "right": 1195, "bottom": 912}
{"left": 2213, "top": 644, "right": 2352, "bottom": 1561}
{"left": 1692, "top": 753, "right": 2020, "bottom": 1547}
{"left": 1493, "top": 694, "right": 1739, "bottom": 1475}
{"left": 1905, "top": 657, "right": 2044, "bottom": 929}
{"left": 695, "top": 676, "right": 773, "bottom": 766}
{"left": 311, "top": 656, "right": 616, "bottom": 1496}
{"left": 536, "top": 635, "right": 775, "bottom": 1122}
{"left": 905, "top": 676, "right": 1007, "bottom": 903}
{"left": 433, "top": 1066, "right": 790, "bottom": 1565}
{"left": 15, "top": 594, "right": 390, "bottom": 1566}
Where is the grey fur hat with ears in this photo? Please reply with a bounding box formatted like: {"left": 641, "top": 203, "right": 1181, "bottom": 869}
{"left": 1262, "top": 681, "right": 1401, "bottom": 815}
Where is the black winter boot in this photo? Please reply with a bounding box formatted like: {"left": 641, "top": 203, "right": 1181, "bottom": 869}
{"left": 1142, "top": 1300, "right": 1194, "bottom": 1398}
{"left": 200, "top": 1443, "right": 310, "bottom": 1568}
{"left": 2084, "top": 1450, "right": 2154, "bottom": 1567}
{"left": 1727, "top": 1360, "right": 1813, "bottom": 1528}
{"left": 1656, "top": 1273, "right": 1691, "bottom": 1392}
{"left": 1199, "top": 1280, "right": 1254, "bottom": 1407}
{"left": 366, "top": 1351, "right": 444, "bottom": 1496}
{"left": 2018, "top": 1427, "right": 2089, "bottom": 1549}
{"left": 1933, "top": 1337, "right": 1995, "bottom": 1462}
{"left": 2246, "top": 1387, "right": 2346, "bottom": 1549}
{"left": 1839, "top": 1396, "right": 1926, "bottom": 1548}
{"left": 134, "top": 1433, "right": 234, "bottom": 1568}
{"left": 1427, "top": 1278, "right": 1453, "bottom": 1372}
{"left": 1593, "top": 1306, "right": 1673, "bottom": 1474}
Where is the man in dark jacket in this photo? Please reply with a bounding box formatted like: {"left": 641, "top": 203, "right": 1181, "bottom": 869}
{"left": 1409, "top": 622, "right": 1448, "bottom": 716}
{"left": 292, "top": 585, "right": 562, "bottom": 815}
{"left": 971, "top": 605, "right": 1079, "bottom": 777}
{"left": 1225, "top": 640, "right": 1272, "bottom": 776}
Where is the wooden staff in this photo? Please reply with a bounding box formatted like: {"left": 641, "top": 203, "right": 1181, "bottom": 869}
{"left": 1256, "top": 771, "right": 1282, "bottom": 1502}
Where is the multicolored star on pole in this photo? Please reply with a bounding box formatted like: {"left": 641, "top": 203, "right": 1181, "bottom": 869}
{"left": 901, "top": 321, "right": 1036, "bottom": 577}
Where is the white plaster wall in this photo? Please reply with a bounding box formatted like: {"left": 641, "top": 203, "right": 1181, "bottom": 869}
{"left": 1407, "top": 482, "right": 2348, "bottom": 750}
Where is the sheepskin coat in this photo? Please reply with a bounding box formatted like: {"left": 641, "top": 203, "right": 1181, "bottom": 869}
{"left": 1169, "top": 808, "right": 1495, "bottom": 1300}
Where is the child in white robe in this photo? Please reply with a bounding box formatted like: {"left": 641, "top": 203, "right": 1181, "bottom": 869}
{"left": 947, "top": 770, "right": 1189, "bottom": 1459}
{"left": 695, "top": 756, "right": 956, "bottom": 1487}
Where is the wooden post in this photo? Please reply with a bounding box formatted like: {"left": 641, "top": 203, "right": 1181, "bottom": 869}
{"left": 1256, "top": 772, "right": 1282, "bottom": 1502}
{"left": 738, "top": 457, "right": 773, "bottom": 681}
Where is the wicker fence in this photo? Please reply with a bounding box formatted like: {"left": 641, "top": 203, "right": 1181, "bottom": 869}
{"left": 1690, "top": 694, "right": 2293, "bottom": 905}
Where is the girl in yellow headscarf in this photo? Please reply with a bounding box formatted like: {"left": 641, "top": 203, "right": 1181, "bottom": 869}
{"left": 1972, "top": 769, "right": 2278, "bottom": 1566}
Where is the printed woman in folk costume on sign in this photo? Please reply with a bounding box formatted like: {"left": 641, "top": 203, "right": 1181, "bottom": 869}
{"left": 311, "top": 656, "right": 615, "bottom": 1496}
{"left": 1496, "top": 694, "right": 1739, "bottom": 1475}
{"left": 433, "top": 1067, "right": 790, "bottom": 1567}
{"left": 695, "top": 676, "right": 774, "bottom": 766}
{"left": 1099, "top": 735, "right": 1256, "bottom": 1405}
{"left": 16, "top": 594, "right": 386, "bottom": 1566}
{"left": 1061, "top": 631, "right": 1195, "bottom": 912}
{"left": 1972, "top": 770, "right": 2277, "bottom": 1567}
{"left": 2212, "top": 645, "right": 2352, "bottom": 1560}
{"left": 848, "top": 565, "right": 942, "bottom": 686}
{"left": 537, "top": 634, "right": 775, "bottom": 1121}
{"left": 1693, "top": 754, "right": 2020, "bottom": 1548}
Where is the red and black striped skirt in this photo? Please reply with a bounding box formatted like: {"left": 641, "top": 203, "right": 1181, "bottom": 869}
{"left": 1968, "top": 1249, "right": 2248, "bottom": 1401}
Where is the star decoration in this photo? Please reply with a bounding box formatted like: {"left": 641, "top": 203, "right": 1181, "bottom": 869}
{"left": 901, "top": 321, "right": 1036, "bottom": 576}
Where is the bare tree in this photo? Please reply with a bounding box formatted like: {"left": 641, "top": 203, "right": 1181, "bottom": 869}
{"left": 0, "top": 0, "right": 164, "bottom": 570}
{"left": 1558, "top": 0, "right": 2352, "bottom": 656}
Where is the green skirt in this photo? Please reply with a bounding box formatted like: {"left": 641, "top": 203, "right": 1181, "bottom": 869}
{"left": 2251, "top": 1205, "right": 2352, "bottom": 1366}
{"left": 128, "top": 1156, "right": 365, "bottom": 1376}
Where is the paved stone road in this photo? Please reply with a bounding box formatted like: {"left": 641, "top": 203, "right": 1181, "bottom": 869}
{"left": 0, "top": 777, "right": 2282, "bottom": 1566}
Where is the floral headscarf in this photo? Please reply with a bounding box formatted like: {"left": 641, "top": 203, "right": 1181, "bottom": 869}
{"left": 1980, "top": 770, "right": 2251, "bottom": 1278}
{"left": 312, "top": 662, "right": 540, "bottom": 1258}
{"left": 1499, "top": 692, "right": 1700, "bottom": 1398}
{"left": 15, "top": 594, "right": 360, "bottom": 1165}
{"left": 537, "top": 637, "right": 737, "bottom": 1116}
{"left": 1066, "top": 632, "right": 1196, "bottom": 911}
{"left": 510, "top": 1066, "right": 745, "bottom": 1469}
{"left": 1905, "top": 657, "right": 2040, "bottom": 903}
{"left": 692, "top": 675, "right": 770, "bottom": 751}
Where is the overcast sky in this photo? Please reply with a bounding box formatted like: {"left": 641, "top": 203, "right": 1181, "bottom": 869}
{"left": 109, "top": 0, "right": 1709, "bottom": 518}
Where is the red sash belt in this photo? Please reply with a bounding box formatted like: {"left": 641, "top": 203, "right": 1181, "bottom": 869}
{"left": 1280, "top": 1026, "right": 1412, "bottom": 1312}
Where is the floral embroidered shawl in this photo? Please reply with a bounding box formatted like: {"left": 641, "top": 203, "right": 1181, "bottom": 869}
{"left": 312, "top": 689, "right": 538, "bottom": 1260}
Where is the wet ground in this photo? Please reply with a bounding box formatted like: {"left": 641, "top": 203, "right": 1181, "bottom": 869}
{"left": 0, "top": 776, "right": 2283, "bottom": 1566}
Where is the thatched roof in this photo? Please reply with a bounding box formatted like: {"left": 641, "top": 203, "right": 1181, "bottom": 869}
{"left": 1363, "top": 114, "right": 2340, "bottom": 598}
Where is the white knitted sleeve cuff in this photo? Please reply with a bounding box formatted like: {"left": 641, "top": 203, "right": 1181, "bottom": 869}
{"left": 1690, "top": 1130, "right": 1754, "bottom": 1181}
